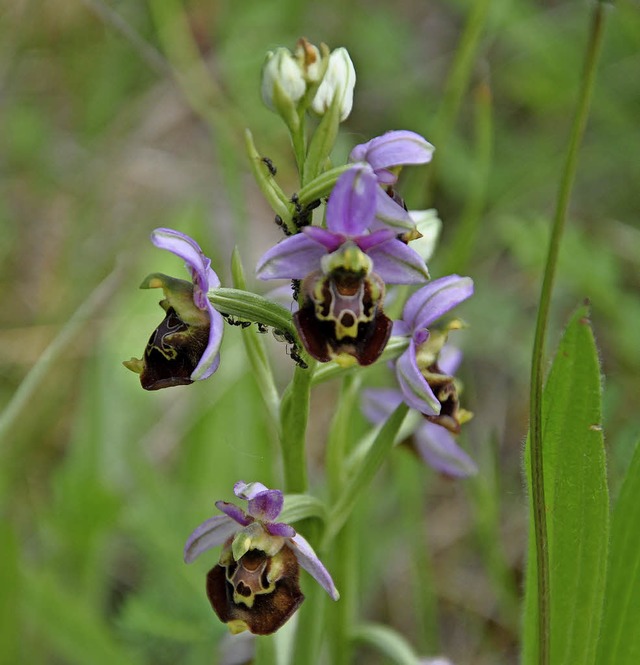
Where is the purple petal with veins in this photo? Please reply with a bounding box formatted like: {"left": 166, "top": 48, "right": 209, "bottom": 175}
{"left": 151, "top": 228, "right": 217, "bottom": 302}
{"left": 287, "top": 533, "right": 340, "bottom": 600}
{"left": 247, "top": 489, "right": 284, "bottom": 522}
{"left": 350, "top": 130, "right": 435, "bottom": 177}
{"left": 326, "top": 165, "right": 377, "bottom": 236}
{"left": 191, "top": 302, "right": 223, "bottom": 380}
{"left": 396, "top": 343, "right": 440, "bottom": 415}
{"left": 370, "top": 187, "right": 416, "bottom": 232}
{"left": 354, "top": 228, "right": 396, "bottom": 252}
{"left": 415, "top": 421, "right": 478, "bottom": 477}
{"left": 361, "top": 388, "right": 404, "bottom": 425}
{"left": 256, "top": 233, "right": 327, "bottom": 280}
{"left": 402, "top": 275, "right": 474, "bottom": 332}
{"left": 366, "top": 239, "right": 430, "bottom": 284}
{"left": 183, "top": 514, "right": 239, "bottom": 563}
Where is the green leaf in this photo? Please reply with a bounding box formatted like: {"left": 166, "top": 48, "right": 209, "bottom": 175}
{"left": 280, "top": 493, "right": 328, "bottom": 524}
{"left": 523, "top": 305, "right": 609, "bottom": 665}
{"left": 351, "top": 623, "right": 419, "bottom": 665}
{"left": 596, "top": 438, "right": 640, "bottom": 664}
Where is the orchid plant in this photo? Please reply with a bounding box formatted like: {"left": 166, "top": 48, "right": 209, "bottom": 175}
{"left": 124, "top": 38, "right": 474, "bottom": 664}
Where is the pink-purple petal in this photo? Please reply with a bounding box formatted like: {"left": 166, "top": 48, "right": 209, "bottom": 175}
{"left": 354, "top": 228, "right": 396, "bottom": 252}
{"left": 302, "top": 226, "right": 345, "bottom": 252}
{"left": 266, "top": 521, "right": 296, "bottom": 538}
{"left": 438, "top": 345, "right": 463, "bottom": 376}
{"left": 414, "top": 421, "right": 478, "bottom": 477}
{"left": 151, "top": 228, "right": 212, "bottom": 296}
{"left": 247, "top": 489, "right": 284, "bottom": 522}
{"left": 402, "top": 275, "right": 474, "bottom": 332}
{"left": 395, "top": 343, "right": 440, "bottom": 415}
{"left": 366, "top": 239, "right": 430, "bottom": 284}
{"left": 326, "top": 165, "right": 377, "bottom": 236}
{"left": 371, "top": 187, "right": 417, "bottom": 232}
{"left": 349, "top": 130, "right": 435, "bottom": 173}
{"left": 191, "top": 302, "right": 223, "bottom": 380}
{"left": 361, "top": 388, "right": 404, "bottom": 425}
{"left": 183, "top": 514, "right": 239, "bottom": 563}
{"left": 255, "top": 234, "right": 327, "bottom": 280}
{"left": 215, "top": 501, "right": 253, "bottom": 526}
{"left": 287, "top": 533, "right": 340, "bottom": 600}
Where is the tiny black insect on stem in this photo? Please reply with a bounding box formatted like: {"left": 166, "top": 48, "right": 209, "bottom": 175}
{"left": 261, "top": 157, "right": 277, "bottom": 176}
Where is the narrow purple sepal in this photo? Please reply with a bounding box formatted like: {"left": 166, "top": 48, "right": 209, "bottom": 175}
{"left": 391, "top": 320, "right": 411, "bottom": 337}
{"left": 361, "top": 388, "right": 404, "bottom": 425}
{"left": 234, "top": 481, "right": 270, "bottom": 500}
{"left": 247, "top": 489, "right": 284, "bottom": 522}
{"left": 183, "top": 514, "right": 239, "bottom": 563}
{"left": 370, "top": 187, "right": 417, "bottom": 232}
{"left": 326, "top": 165, "right": 377, "bottom": 236}
{"left": 215, "top": 501, "right": 253, "bottom": 526}
{"left": 402, "top": 275, "right": 474, "bottom": 332}
{"left": 366, "top": 239, "right": 430, "bottom": 285}
{"left": 256, "top": 233, "right": 327, "bottom": 280}
{"left": 415, "top": 421, "right": 478, "bottom": 477}
{"left": 266, "top": 521, "right": 296, "bottom": 538}
{"left": 191, "top": 302, "right": 223, "bottom": 380}
{"left": 396, "top": 343, "right": 440, "bottom": 415}
{"left": 349, "top": 130, "right": 435, "bottom": 177}
{"left": 302, "top": 226, "right": 345, "bottom": 252}
{"left": 287, "top": 533, "right": 340, "bottom": 601}
{"left": 151, "top": 228, "right": 217, "bottom": 305}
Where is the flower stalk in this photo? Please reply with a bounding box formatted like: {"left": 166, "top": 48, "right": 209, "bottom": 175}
{"left": 528, "top": 4, "right": 609, "bottom": 664}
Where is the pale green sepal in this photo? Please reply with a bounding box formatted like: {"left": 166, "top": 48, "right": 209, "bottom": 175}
{"left": 279, "top": 494, "right": 328, "bottom": 525}
{"left": 231, "top": 249, "right": 280, "bottom": 425}
{"left": 351, "top": 623, "right": 420, "bottom": 665}
{"left": 245, "top": 129, "right": 292, "bottom": 223}
{"left": 595, "top": 438, "right": 640, "bottom": 665}
{"left": 208, "top": 287, "right": 296, "bottom": 339}
{"left": 303, "top": 92, "right": 342, "bottom": 186}
{"left": 523, "top": 305, "right": 609, "bottom": 665}
{"left": 323, "top": 402, "right": 409, "bottom": 546}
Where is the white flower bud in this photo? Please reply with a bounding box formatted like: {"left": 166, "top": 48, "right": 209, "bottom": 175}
{"left": 294, "top": 38, "right": 323, "bottom": 83}
{"left": 261, "top": 48, "right": 306, "bottom": 111}
{"left": 311, "top": 47, "right": 356, "bottom": 122}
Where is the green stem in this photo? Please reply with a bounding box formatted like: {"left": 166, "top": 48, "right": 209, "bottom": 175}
{"left": 279, "top": 362, "right": 316, "bottom": 493}
{"left": 528, "top": 5, "right": 608, "bottom": 665}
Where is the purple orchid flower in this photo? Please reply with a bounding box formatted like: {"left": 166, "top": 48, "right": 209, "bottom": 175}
{"left": 256, "top": 164, "right": 429, "bottom": 284}
{"left": 349, "top": 130, "right": 435, "bottom": 234}
{"left": 362, "top": 375, "right": 477, "bottom": 479}
{"left": 123, "top": 228, "right": 224, "bottom": 389}
{"left": 393, "top": 275, "right": 474, "bottom": 421}
{"left": 184, "top": 481, "right": 338, "bottom": 635}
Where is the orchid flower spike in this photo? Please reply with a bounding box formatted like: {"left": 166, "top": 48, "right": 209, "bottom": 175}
{"left": 123, "top": 228, "right": 224, "bottom": 390}
{"left": 184, "top": 481, "right": 339, "bottom": 635}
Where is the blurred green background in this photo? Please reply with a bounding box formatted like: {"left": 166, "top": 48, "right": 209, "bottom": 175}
{"left": 1, "top": 0, "right": 638, "bottom": 663}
